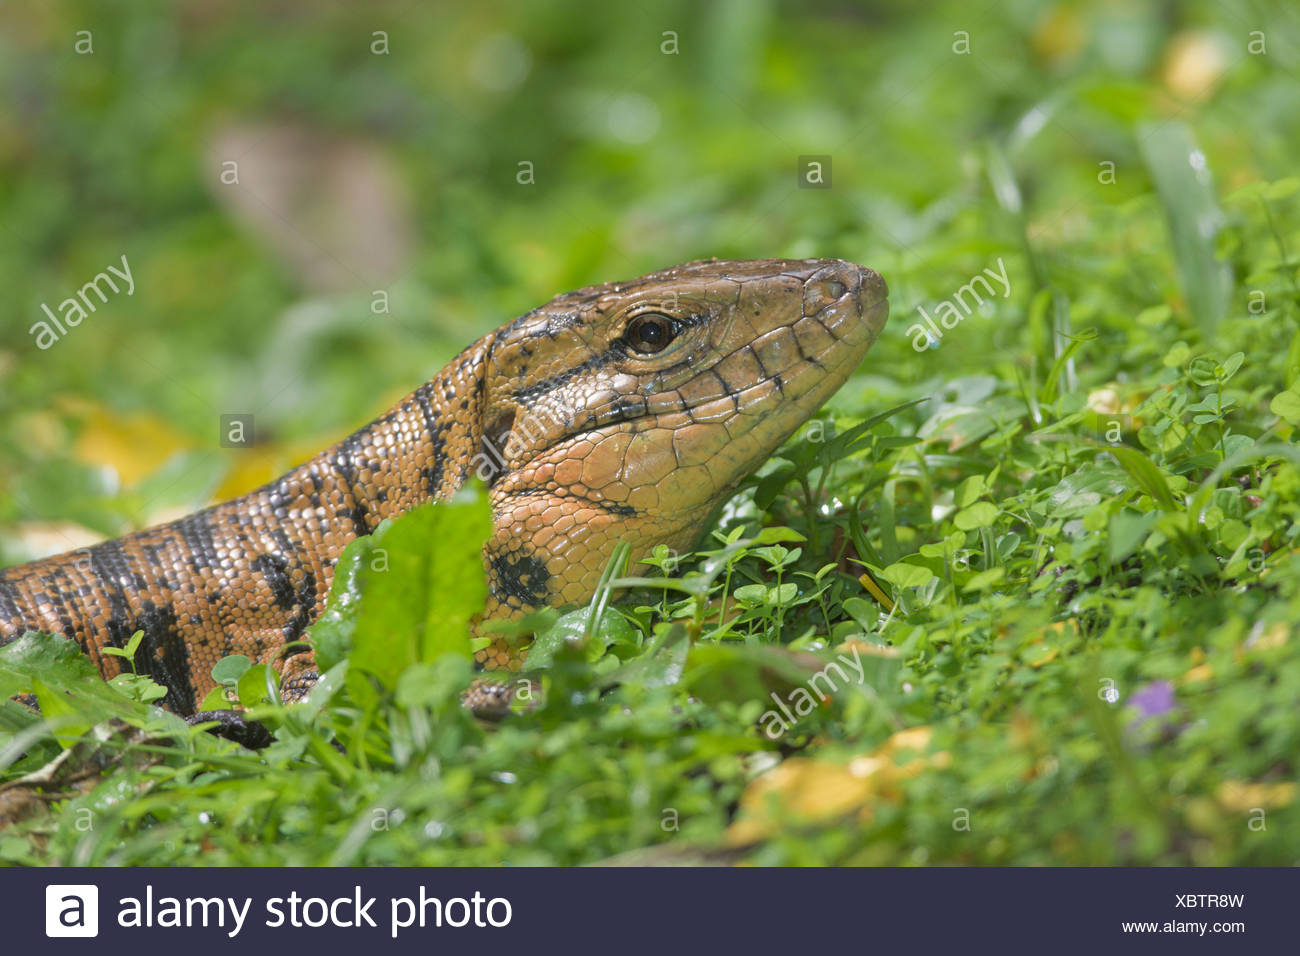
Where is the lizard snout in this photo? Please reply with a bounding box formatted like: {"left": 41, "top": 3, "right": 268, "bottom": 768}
{"left": 801, "top": 260, "right": 890, "bottom": 339}
{"left": 802, "top": 261, "right": 888, "bottom": 314}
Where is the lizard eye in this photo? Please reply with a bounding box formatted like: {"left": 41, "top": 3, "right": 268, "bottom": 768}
{"left": 624, "top": 313, "right": 677, "bottom": 354}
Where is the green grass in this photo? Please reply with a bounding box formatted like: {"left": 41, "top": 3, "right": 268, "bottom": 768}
{"left": 2, "top": 1, "right": 1300, "bottom": 865}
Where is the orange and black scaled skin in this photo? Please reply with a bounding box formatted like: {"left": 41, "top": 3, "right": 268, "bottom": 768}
{"left": 0, "top": 259, "right": 888, "bottom": 714}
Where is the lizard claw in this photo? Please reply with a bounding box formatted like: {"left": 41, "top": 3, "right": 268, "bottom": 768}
{"left": 186, "top": 710, "right": 274, "bottom": 750}
{"left": 461, "top": 677, "right": 541, "bottom": 721}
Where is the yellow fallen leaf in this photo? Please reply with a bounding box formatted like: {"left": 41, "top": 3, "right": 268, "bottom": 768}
{"left": 1238, "top": 622, "right": 1289, "bottom": 658}
{"left": 1184, "top": 796, "right": 1223, "bottom": 836}
{"left": 1086, "top": 387, "right": 1123, "bottom": 416}
{"left": 1024, "top": 619, "right": 1080, "bottom": 643}
{"left": 2, "top": 521, "right": 104, "bottom": 562}
{"left": 1018, "top": 619, "right": 1076, "bottom": 667}
{"left": 724, "top": 759, "right": 872, "bottom": 847}
{"left": 1181, "top": 663, "right": 1213, "bottom": 684}
{"left": 833, "top": 639, "right": 900, "bottom": 660}
{"left": 1162, "top": 30, "right": 1227, "bottom": 102}
{"left": 1085, "top": 385, "right": 1146, "bottom": 432}
{"left": 1027, "top": 646, "right": 1059, "bottom": 668}
{"left": 1216, "top": 780, "right": 1296, "bottom": 812}
{"left": 212, "top": 439, "right": 322, "bottom": 501}
{"left": 725, "top": 727, "right": 947, "bottom": 846}
{"left": 72, "top": 404, "right": 190, "bottom": 486}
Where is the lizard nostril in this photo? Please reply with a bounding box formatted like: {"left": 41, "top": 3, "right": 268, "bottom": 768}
{"left": 802, "top": 270, "right": 853, "bottom": 315}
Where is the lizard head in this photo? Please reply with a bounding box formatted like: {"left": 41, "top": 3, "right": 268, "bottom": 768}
{"left": 477, "top": 258, "right": 888, "bottom": 614}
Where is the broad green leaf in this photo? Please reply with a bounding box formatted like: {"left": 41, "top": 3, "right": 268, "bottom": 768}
{"left": 954, "top": 475, "right": 986, "bottom": 509}
{"left": 108, "top": 673, "right": 168, "bottom": 704}
{"left": 954, "top": 502, "right": 998, "bottom": 530}
{"left": 0, "top": 631, "right": 99, "bottom": 700}
{"left": 394, "top": 655, "right": 474, "bottom": 710}
{"left": 753, "top": 463, "right": 796, "bottom": 509}
{"left": 1264, "top": 177, "right": 1300, "bottom": 200}
{"left": 307, "top": 489, "right": 492, "bottom": 690}
{"left": 210, "top": 654, "right": 252, "bottom": 688}
{"left": 1220, "top": 352, "right": 1244, "bottom": 382}
{"left": 0, "top": 633, "right": 179, "bottom": 747}
{"left": 841, "top": 596, "right": 879, "bottom": 632}
{"left": 1286, "top": 332, "right": 1300, "bottom": 389}
{"left": 237, "top": 663, "right": 280, "bottom": 708}
{"left": 1109, "top": 510, "right": 1158, "bottom": 564}
{"left": 1109, "top": 446, "right": 1180, "bottom": 511}
{"left": 769, "top": 583, "right": 799, "bottom": 604}
{"left": 526, "top": 606, "right": 637, "bottom": 669}
{"left": 735, "top": 582, "right": 798, "bottom": 606}
{"left": 1045, "top": 466, "right": 1128, "bottom": 518}
{"left": 597, "top": 623, "right": 689, "bottom": 689}
{"left": 1219, "top": 519, "right": 1249, "bottom": 550}
{"left": 1224, "top": 177, "right": 1300, "bottom": 203}
{"left": 309, "top": 532, "right": 374, "bottom": 674}
{"left": 197, "top": 686, "right": 232, "bottom": 712}
{"left": 1187, "top": 356, "right": 1220, "bottom": 387}
{"left": 963, "top": 567, "right": 1005, "bottom": 591}
{"left": 1269, "top": 389, "right": 1300, "bottom": 424}
{"left": 32, "top": 677, "right": 92, "bottom": 747}
{"left": 881, "top": 562, "right": 934, "bottom": 588}
{"left": 1138, "top": 121, "right": 1231, "bottom": 337}
{"left": 684, "top": 643, "right": 783, "bottom": 706}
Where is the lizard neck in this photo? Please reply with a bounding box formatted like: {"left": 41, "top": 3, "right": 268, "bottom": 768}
{"left": 297, "top": 334, "right": 495, "bottom": 533}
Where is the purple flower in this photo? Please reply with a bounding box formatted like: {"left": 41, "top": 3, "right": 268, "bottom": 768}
{"left": 1123, "top": 681, "right": 1182, "bottom": 748}
{"left": 1127, "top": 681, "right": 1176, "bottom": 721}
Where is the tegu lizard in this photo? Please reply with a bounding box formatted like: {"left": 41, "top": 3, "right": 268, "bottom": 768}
{"left": 0, "top": 259, "right": 889, "bottom": 714}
